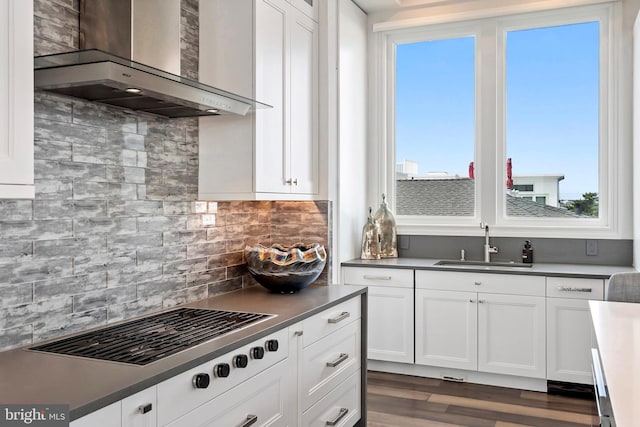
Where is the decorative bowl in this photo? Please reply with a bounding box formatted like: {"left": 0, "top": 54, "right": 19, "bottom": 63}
{"left": 245, "top": 243, "right": 327, "bottom": 293}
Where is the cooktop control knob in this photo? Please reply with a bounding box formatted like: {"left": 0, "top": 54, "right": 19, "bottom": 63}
{"left": 234, "top": 354, "right": 249, "bottom": 368}
{"left": 192, "top": 373, "right": 210, "bottom": 389}
{"left": 251, "top": 346, "right": 265, "bottom": 359}
{"left": 215, "top": 363, "right": 230, "bottom": 378}
{"left": 266, "top": 339, "right": 279, "bottom": 352}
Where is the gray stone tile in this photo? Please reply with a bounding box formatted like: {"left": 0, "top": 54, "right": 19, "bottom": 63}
{"left": 163, "top": 230, "right": 207, "bottom": 245}
{"left": 72, "top": 143, "right": 136, "bottom": 166}
{"left": 207, "top": 277, "right": 243, "bottom": 297}
{"left": 137, "top": 152, "right": 148, "bottom": 168}
{"left": 137, "top": 275, "right": 186, "bottom": 299}
{"left": 186, "top": 241, "right": 227, "bottom": 258}
{"left": 163, "top": 201, "right": 195, "bottom": 215}
{"left": 165, "top": 140, "right": 198, "bottom": 156}
{"left": 244, "top": 224, "right": 271, "bottom": 237}
{"left": 0, "top": 325, "right": 32, "bottom": 351}
{"left": 73, "top": 286, "right": 137, "bottom": 312}
{"left": 226, "top": 239, "right": 246, "bottom": 252}
{"left": 34, "top": 92, "right": 73, "bottom": 122}
{"left": 34, "top": 236, "right": 107, "bottom": 257}
{"left": 74, "top": 250, "right": 137, "bottom": 274}
{"left": 34, "top": 179, "right": 73, "bottom": 200}
{"left": 107, "top": 263, "right": 163, "bottom": 287}
{"left": 74, "top": 217, "right": 137, "bottom": 236}
{"left": 207, "top": 252, "right": 244, "bottom": 269}
{"left": 0, "top": 200, "right": 33, "bottom": 221}
{"left": 72, "top": 102, "right": 138, "bottom": 133}
{"left": 34, "top": 139, "right": 72, "bottom": 161}
{"left": 108, "top": 201, "right": 164, "bottom": 217}
{"left": 137, "top": 246, "right": 186, "bottom": 266}
{"left": 186, "top": 268, "right": 226, "bottom": 288}
{"left": 35, "top": 117, "right": 107, "bottom": 145}
{"left": 106, "top": 166, "right": 146, "bottom": 184}
{"left": 206, "top": 227, "right": 226, "bottom": 241}
{"left": 138, "top": 216, "right": 187, "bottom": 232}
{"left": 33, "top": 308, "right": 108, "bottom": 343}
{"left": 227, "top": 265, "right": 248, "bottom": 279}
{"left": 146, "top": 151, "right": 189, "bottom": 171}
{"left": 162, "top": 285, "right": 207, "bottom": 309}
{"left": 0, "top": 241, "right": 33, "bottom": 258}
{"left": 108, "top": 131, "right": 146, "bottom": 151}
{"left": 107, "top": 233, "right": 163, "bottom": 251}
{"left": 107, "top": 295, "right": 163, "bottom": 323}
{"left": 33, "top": 273, "right": 108, "bottom": 301}
{"left": 34, "top": 15, "right": 77, "bottom": 53}
{"left": 34, "top": 0, "right": 79, "bottom": 35}
{"left": 137, "top": 184, "right": 147, "bottom": 200}
{"left": 164, "top": 170, "right": 198, "bottom": 187}
{"left": 0, "top": 296, "right": 72, "bottom": 330}
{"left": 35, "top": 159, "right": 107, "bottom": 182}
{"left": 0, "top": 283, "right": 33, "bottom": 306}
{"left": 0, "top": 220, "right": 73, "bottom": 241}
{"left": 34, "top": 37, "right": 76, "bottom": 56}
{"left": 163, "top": 257, "right": 208, "bottom": 276}
{"left": 73, "top": 182, "right": 138, "bottom": 200}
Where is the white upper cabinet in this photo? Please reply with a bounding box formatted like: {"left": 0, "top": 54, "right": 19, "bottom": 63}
{"left": 289, "top": 0, "right": 318, "bottom": 22}
{"left": 199, "top": 0, "right": 319, "bottom": 200}
{"left": 0, "top": 0, "right": 34, "bottom": 199}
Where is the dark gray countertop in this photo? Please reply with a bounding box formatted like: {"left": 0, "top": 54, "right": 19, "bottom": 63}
{"left": 0, "top": 284, "right": 367, "bottom": 420}
{"left": 342, "top": 257, "right": 636, "bottom": 279}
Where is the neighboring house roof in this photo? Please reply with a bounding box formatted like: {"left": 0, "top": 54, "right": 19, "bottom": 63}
{"left": 396, "top": 178, "right": 578, "bottom": 217}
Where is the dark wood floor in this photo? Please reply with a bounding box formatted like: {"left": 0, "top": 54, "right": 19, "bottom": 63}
{"left": 367, "top": 371, "right": 599, "bottom": 427}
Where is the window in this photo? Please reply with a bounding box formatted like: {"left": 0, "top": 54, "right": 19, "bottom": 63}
{"left": 380, "top": 3, "right": 625, "bottom": 237}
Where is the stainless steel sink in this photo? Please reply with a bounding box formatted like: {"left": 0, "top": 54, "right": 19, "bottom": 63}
{"left": 435, "top": 260, "right": 533, "bottom": 269}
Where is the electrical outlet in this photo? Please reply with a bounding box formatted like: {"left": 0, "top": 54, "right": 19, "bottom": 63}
{"left": 194, "top": 201, "right": 207, "bottom": 213}
{"left": 586, "top": 240, "right": 598, "bottom": 256}
{"left": 202, "top": 214, "right": 216, "bottom": 226}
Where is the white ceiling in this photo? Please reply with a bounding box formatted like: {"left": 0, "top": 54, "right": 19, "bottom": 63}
{"left": 354, "top": 0, "right": 484, "bottom": 13}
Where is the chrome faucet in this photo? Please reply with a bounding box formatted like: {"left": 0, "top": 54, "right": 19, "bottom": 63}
{"left": 481, "top": 223, "right": 498, "bottom": 262}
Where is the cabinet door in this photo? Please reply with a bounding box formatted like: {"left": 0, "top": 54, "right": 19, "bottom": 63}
{"left": 289, "top": 0, "right": 318, "bottom": 21}
{"left": 70, "top": 402, "right": 121, "bottom": 427}
{"left": 478, "top": 293, "right": 546, "bottom": 379}
{"left": 289, "top": 12, "right": 318, "bottom": 195}
{"left": 122, "top": 386, "right": 157, "bottom": 427}
{"left": 255, "top": 0, "right": 289, "bottom": 194}
{"left": 0, "top": 0, "right": 33, "bottom": 198}
{"left": 368, "top": 286, "right": 413, "bottom": 363}
{"left": 302, "top": 370, "right": 361, "bottom": 427}
{"left": 166, "top": 359, "right": 293, "bottom": 427}
{"left": 547, "top": 298, "right": 594, "bottom": 384}
{"left": 415, "top": 289, "right": 477, "bottom": 371}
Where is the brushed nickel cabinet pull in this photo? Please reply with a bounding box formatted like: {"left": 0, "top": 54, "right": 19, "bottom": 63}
{"left": 557, "top": 286, "right": 592, "bottom": 293}
{"left": 326, "top": 408, "right": 349, "bottom": 426}
{"left": 241, "top": 414, "right": 258, "bottom": 427}
{"left": 293, "top": 178, "right": 298, "bottom": 185}
{"left": 285, "top": 178, "right": 292, "bottom": 185}
{"left": 474, "top": 281, "right": 482, "bottom": 286}
{"left": 328, "top": 312, "right": 350, "bottom": 324}
{"left": 294, "top": 330, "right": 304, "bottom": 336}
{"left": 326, "top": 353, "right": 349, "bottom": 367}
{"left": 363, "top": 275, "right": 392, "bottom": 280}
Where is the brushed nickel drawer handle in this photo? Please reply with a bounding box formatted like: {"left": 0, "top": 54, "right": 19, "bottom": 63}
{"left": 241, "top": 414, "right": 258, "bottom": 427}
{"left": 474, "top": 281, "right": 481, "bottom": 286}
{"left": 326, "top": 408, "right": 349, "bottom": 426}
{"left": 326, "top": 353, "right": 349, "bottom": 367}
{"left": 328, "top": 312, "right": 350, "bottom": 324}
{"left": 363, "top": 275, "right": 392, "bottom": 280}
{"left": 557, "top": 286, "right": 592, "bottom": 293}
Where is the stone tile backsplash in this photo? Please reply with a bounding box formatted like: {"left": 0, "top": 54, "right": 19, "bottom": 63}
{"left": 0, "top": 0, "right": 330, "bottom": 351}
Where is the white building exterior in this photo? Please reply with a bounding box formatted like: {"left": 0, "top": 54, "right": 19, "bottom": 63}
{"left": 511, "top": 174, "right": 565, "bottom": 207}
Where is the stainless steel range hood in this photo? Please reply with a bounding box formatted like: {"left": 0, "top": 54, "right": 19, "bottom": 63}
{"left": 34, "top": 50, "right": 271, "bottom": 118}
{"left": 33, "top": 0, "right": 271, "bottom": 118}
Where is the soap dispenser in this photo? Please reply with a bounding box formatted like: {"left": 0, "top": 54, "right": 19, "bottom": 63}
{"left": 522, "top": 240, "right": 533, "bottom": 264}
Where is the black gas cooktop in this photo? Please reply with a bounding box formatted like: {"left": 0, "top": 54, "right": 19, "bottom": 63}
{"left": 30, "top": 308, "right": 273, "bottom": 366}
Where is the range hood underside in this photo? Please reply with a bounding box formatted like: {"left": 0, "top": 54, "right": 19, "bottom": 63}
{"left": 35, "top": 61, "right": 255, "bottom": 118}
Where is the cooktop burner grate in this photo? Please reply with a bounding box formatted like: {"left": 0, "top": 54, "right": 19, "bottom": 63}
{"left": 30, "top": 308, "right": 273, "bottom": 365}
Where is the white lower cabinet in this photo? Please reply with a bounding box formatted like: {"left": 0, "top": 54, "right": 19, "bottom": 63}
{"left": 70, "top": 402, "right": 121, "bottom": 427}
{"left": 342, "top": 267, "right": 413, "bottom": 363}
{"left": 415, "top": 270, "right": 546, "bottom": 379}
{"left": 122, "top": 386, "right": 157, "bottom": 427}
{"left": 415, "top": 289, "right": 477, "bottom": 371}
{"left": 166, "top": 359, "right": 292, "bottom": 427}
{"left": 302, "top": 370, "right": 361, "bottom": 427}
{"left": 546, "top": 277, "right": 604, "bottom": 384}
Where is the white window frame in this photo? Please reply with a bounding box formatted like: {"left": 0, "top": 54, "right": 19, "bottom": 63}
{"left": 373, "top": 2, "right": 631, "bottom": 239}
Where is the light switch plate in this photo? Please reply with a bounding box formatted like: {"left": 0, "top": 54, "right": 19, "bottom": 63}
{"left": 586, "top": 240, "right": 598, "bottom": 256}
{"left": 202, "top": 214, "right": 216, "bottom": 226}
{"left": 194, "top": 201, "right": 207, "bottom": 213}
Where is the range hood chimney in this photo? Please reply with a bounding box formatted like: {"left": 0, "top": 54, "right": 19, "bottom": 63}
{"left": 34, "top": 0, "right": 270, "bottom": 118}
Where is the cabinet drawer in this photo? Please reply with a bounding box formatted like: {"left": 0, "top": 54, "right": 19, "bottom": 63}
{"left": 416, "top": 270, "right": 545, "bottom": 296}
{"left": 121, "top": 385, "right": 157, "bottom": 427}
{"left": 157, "top": 328, "right": 288, "bottom": 425}
{"left": 166, "top": 359, "right": 291, "bottom": 427}
{"left": 301, "top": 320, "right": 361, "bottom": 411}
{"left": 303, "top": 296, "right": 361, "bottom": 347}
{"left": 302, "top": 370, "right": 361, "bottom": 427}
{"left": 342, "top": 267, "right": 413, "bottom": 288}
{"left": 70, "top": 402, "right": 120, "bottom": 427}
{"left": 546, "top": 277, "right": 604, "bottom": 300}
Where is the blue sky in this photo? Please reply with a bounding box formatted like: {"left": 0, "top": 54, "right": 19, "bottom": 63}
{"left": 395, "top": 21, "right": 600, "bottom": 200}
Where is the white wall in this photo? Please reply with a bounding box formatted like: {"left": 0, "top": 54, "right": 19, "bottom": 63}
{"left": 632, "top": 0, "right": 640, "bottom": 268}
{"left": 337, "top": 0, "right": 368, "bottom": 272}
